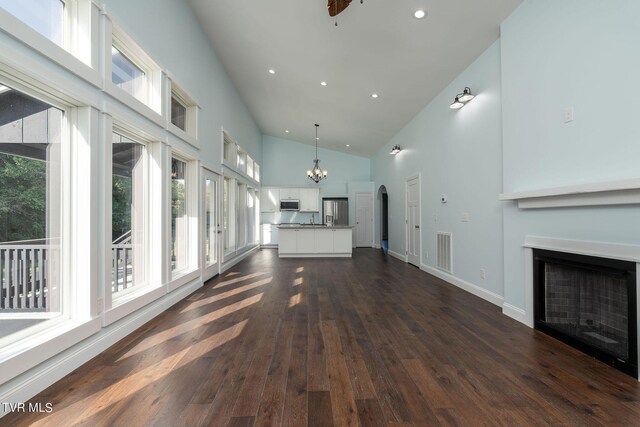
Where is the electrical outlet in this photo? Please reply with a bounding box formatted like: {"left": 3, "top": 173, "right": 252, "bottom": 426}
{"left": 97, "top": 298, "right": 103, "bottom": 313}
{"left": 564, "top": 106, "right": 574, "bottom": 123}
{"left": 461, "top": 212, "right": 470, "bottom": 222}
{"left": 480, "top": 268, "right": 486, "bottom": 279}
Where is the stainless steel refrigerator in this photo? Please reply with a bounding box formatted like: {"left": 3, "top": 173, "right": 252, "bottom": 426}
{"left": 322, "top": 198, "right": 349, "bottom": 226}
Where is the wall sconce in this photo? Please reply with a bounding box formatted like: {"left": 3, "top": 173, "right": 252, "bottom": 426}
{"left": 390, "top": 144, "right": 401, "bottom": 155}
{"left": 450, "top": 87, "right": 475, "bottom": 109}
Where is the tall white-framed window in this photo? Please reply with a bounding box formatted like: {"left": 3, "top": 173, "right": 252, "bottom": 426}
{"left": 0, "top": 72, "right": 101, "bottom": 384}
{"left": 169, "top": 152, "right": 198, "bottom": 282}
{"left": 203, "top": 170, "right": 219, "bottom": 273}
{"left": 223, "top": 175, "right": 236, "bottom": 257}
{"left": 236, "top": 181, "right": 247, "bottom": 249}
{"left": 111, "top": 130, "right": 148, "bottom": 299}
{"left": 0, "top": 82, "right": 64, "bottom": 340}
{"left": 171, "top": 156, "right": 188, "bottom": 275}
{"left": 254, "top": 189, "right": 260, "bottom": 244}
{"left": 246, "top": 186, "right": 255, "bottom": 245}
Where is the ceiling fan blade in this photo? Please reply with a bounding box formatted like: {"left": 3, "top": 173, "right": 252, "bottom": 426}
{"left": 328, "top": 0, "right": 352, "bottom": 17}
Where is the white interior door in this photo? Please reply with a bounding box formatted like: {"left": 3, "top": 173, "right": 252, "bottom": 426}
{"left": 203, "top": 170, "right": 220, "bottom": 279}
{"left": 406, "top": 176, "right": 421, "bottom": 266}
{"left": 355, "top": 192, "right": 373, "bottom": 247}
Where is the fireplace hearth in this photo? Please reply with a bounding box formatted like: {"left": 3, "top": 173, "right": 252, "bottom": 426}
{"left": 533, "top": 249, "right": 638, "bottom": 377}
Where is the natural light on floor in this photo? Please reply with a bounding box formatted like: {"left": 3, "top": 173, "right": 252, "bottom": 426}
{"left": 180, "top": 277, "right": 272, "bottom": 314}
{"left": 214, "top": 272, "right": 267, "bottom": 289}
{"left": 39, "top": 320, "right": 248, "bottom": 426}
{"left": 117, "top": 293, "right": 263, "bottom": 361}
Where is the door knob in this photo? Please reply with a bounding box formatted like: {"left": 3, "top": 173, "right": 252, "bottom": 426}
{"left": 415, "top": 225, "right": 420, "bottom": 229}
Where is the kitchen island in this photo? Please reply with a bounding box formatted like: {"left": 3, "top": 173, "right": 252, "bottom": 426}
{"left": 277, "top": 225, "right": 353, "bottom": 258}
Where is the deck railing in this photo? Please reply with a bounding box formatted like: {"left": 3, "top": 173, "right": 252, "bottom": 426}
{"left": 1, "top": 241, "right": 134, "bottom": 312}
{"left": 111, "top": 243, "right": 134, "bottom": 294}
{"left": 0, "top": 244, "right": 48, "bottom": 311}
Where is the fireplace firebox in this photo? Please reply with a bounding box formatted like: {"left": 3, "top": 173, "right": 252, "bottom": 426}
{"left": 533, "top": 249, "right": 637, "bottom": 377}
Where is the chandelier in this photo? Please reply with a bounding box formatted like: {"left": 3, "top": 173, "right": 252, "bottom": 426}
{"left": 307, "top": 124, "right": 328, "bottom": 183}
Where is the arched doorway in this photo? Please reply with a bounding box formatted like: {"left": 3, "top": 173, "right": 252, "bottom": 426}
{"left": 377, "top": 185, "right": 389, "bottom": 253}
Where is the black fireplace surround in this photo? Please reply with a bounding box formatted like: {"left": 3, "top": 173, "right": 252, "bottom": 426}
{"left": 533, "top": 249, "right": 638, "bottom": 377}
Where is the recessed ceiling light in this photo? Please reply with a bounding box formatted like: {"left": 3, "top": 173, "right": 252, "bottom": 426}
{"left": 346, "top": 144, "right": 350, "bottom": 147}
{"left": 285, "top": 129, "right": 289, "bottom": 133}
{"left": 371, "top": 93, "right": 379, "bottom": 98}
{"left": 414, "top": 9, "right": 426, "bottom": 19}
{"left": 320, "top": 81, "right": 327, "bottom": 86}
{"left": 268, "top": 69, "right": 276, "bottom": 74}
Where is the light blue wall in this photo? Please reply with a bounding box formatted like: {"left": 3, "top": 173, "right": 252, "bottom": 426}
{"left": 501, "top": 0, "right": 640, "bottom": 309}
{"left": 371, "top": 41, "right": 504, "bottom": 297}
{"left": 103, "top": 0, "right": 262, "bottom": 169}
{"left": 262, "top": 135, "right": 370, "bottom": 188}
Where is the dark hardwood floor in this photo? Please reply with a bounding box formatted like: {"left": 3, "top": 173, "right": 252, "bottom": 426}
{"left": 5, "top": 249, "right": 640, "bottom": 426}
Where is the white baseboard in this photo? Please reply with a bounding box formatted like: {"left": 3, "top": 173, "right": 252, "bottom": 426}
{"left": 0, "top": 279, "right": 202, "bottom": 417}
{"left": 502, "top": 303, "right": 530, "bottom": 327}
{"left": 374, "top": 244, "right": 381, "bottom": 249}
{"left": 221, "top": 245, "right": 259, "bottom": 273}
{"left": 388, "top": 249, "right": 407, "bottom": 262}
{"left": 420, "top": 264, "right": 504, "bottom": 307}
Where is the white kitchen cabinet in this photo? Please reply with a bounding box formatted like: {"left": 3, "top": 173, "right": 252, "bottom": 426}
{"left": 296, "top": 229, "right": 315, "bottom": 253}
{"left": 314, "top": 229, "right": 333, "bottom": 253}
{"left": 279, "top": 229, "right": 297, "bottom": 253}
{"left": 333, "top": 229, "right": 352, "bottom": 253}
{"left": 278, "top": 227, "right": 352, "bottom": 257}
{"left": 261, "top": 187, "right": 280, "bottom": 212}
{"left": 279, "top": 188, "right": 299, "bottom": 200}
{"left": 299, "top": 188, "right": 320, "bottom": 212}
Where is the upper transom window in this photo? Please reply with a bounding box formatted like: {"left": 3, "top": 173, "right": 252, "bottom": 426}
{"left": 0, "top": 0, "right": 64, "bottom": 46}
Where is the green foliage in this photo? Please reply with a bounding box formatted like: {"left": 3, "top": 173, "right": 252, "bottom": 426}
{"left": 0, "top": 153, "right": 46, "bottom": 243}
{"left": 112, "top": 175, "right": 132, "bottom": 241}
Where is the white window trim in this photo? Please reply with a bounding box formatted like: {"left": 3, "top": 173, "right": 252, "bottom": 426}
{"left": 221, "top": 129, "right": 260, "bottom": 185}
{"left": 105, "top": 120, "right": 160, "bottom": 302}
{"left": 0, "top": 0, "right": 100, "bottom": 87}
{"left": 201, "top": 168, "right": 221, "bottom": 281}
{"left": 104, "top": 16, "right": 163, "bottom": 125}
{"left": 0, "top": 74, "right": 100, "bottom": 385}
{"left": 168, "top": 152, "right": 199, "bottom": 289}
{"left": 167, "top": 77, "right": 199, "bottom": 147}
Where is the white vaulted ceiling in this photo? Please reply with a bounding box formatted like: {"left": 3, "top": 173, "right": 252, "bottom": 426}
{"left": 187, "top": 0, "right": 521, "bottom": 157}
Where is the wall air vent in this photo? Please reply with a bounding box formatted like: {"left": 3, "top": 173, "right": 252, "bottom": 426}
{"left": 437, "top": 232, "right": 452, "bottom": 273}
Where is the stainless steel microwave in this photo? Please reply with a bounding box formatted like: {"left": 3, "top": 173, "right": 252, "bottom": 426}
{"left": 280, "top": 199, "right": 300, "bottom": 211}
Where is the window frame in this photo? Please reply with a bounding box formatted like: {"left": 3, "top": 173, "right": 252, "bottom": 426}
{"left": 168, "top": 151, "right": 198, "bottom": 289}
{"left": 109, "top": 126, "right": 151, "bottom": 302}
{"left": 105, "top": 20, "right": 163, "bottom": 123}
{"left": 0, "top": 71, "right": 101, "bottom": 385}
{"left": 168, "top": 79, "right": 199, "bottom": 145}
{"left": 0, "top": 0, "right": 100, "bottom": 86}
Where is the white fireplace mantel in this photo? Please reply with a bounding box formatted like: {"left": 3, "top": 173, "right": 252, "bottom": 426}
{"left": 499, "top": 178, "right": 640, "bottom": 209}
